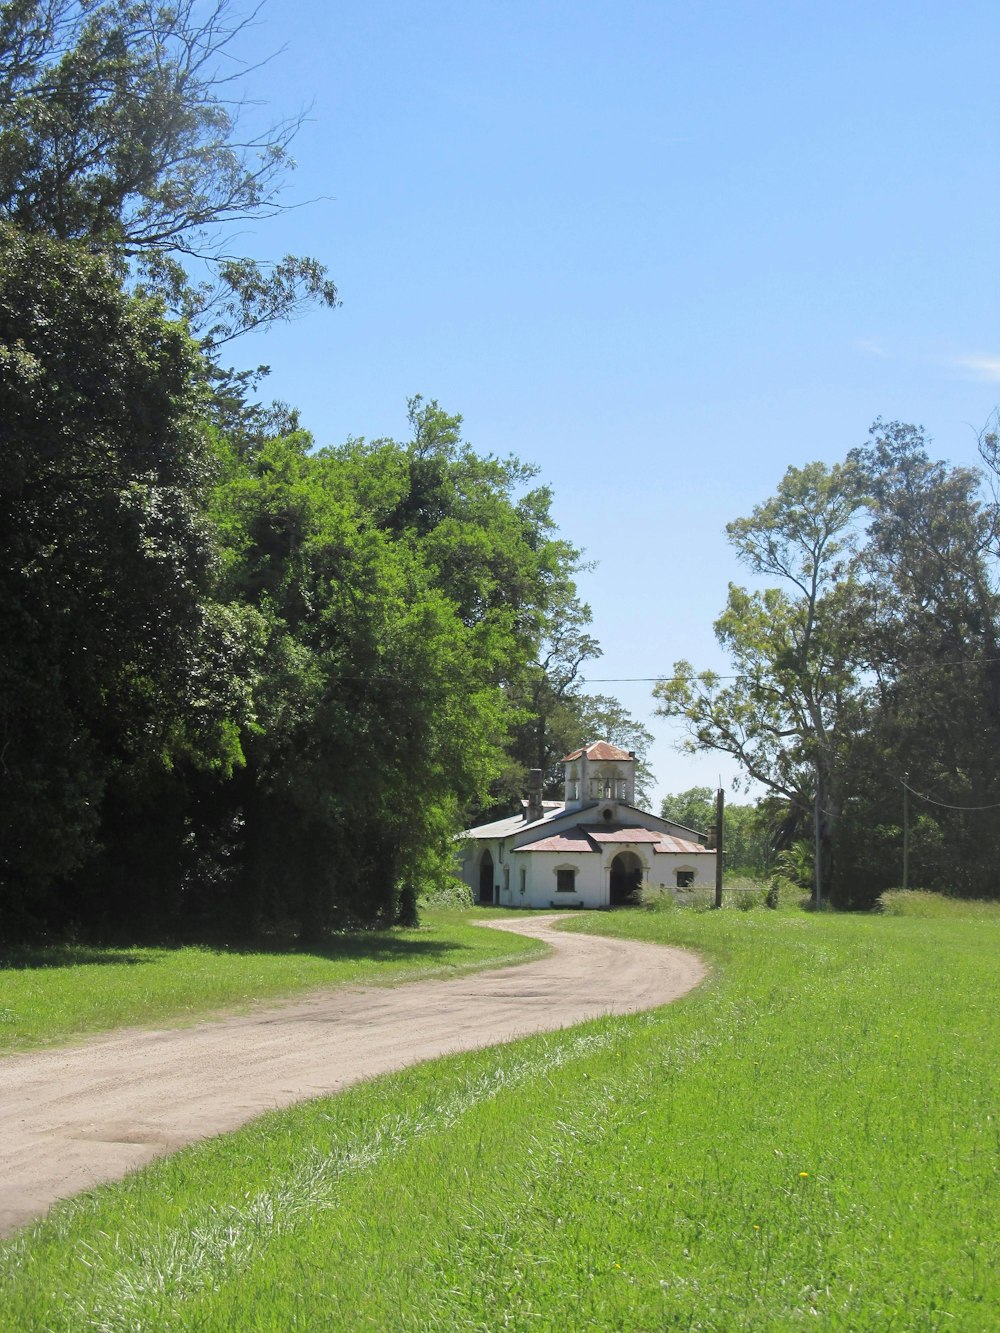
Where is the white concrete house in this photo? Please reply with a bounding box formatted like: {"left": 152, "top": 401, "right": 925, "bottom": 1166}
{"left": 458, "top": 742, "right": 716, "bottom": 909}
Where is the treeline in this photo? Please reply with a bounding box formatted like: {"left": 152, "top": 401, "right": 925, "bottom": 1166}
{"left": 657, "top": 426, "right": 1000, "bottom": 907}
{"left": 0, "top": 0, "right": 651, "bottom": 940}
{"left": 1, "top": 224, "right": 649, "bottom": 938}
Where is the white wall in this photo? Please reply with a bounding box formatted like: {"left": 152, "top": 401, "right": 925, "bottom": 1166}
{"left": 459, "top": 825, "right": 717, "bottom": 907}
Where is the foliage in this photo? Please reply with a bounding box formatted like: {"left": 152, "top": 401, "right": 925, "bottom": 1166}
{"left": 0, "top": 226, "right": 253, "bottom": 928}
{"left": 654, "top": 462, "right": 867, "bottom": 904}
{"left": 660, "top": 786, "right": 770, "bottom": 873}
{"left": 0, "top": 0, "right": 337, "bottom": 344}
{"left": 4, "top": 908, "right": 997, "bottom": 1327}
{"left": 656, "top": 428, "right": 1000, "bottom": 907}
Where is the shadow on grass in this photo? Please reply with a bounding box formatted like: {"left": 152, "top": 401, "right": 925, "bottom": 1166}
{"left": 274, "top": 936, "right": 473, "bottom": 965}
{"left": 0, "top": 934, "right": 477, "bottom": 974}
{"left": 0, "top": 946, "right": 164, "bottom": 972}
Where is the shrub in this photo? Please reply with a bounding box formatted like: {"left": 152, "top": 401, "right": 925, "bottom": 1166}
{"left": 418, "top": 876, "right": 473, "bottom": 910}
{"left": 639, "top": 887, "right": 675, "bottom": 912}
{"left": 733, "top": 887, "right": 766, "bottom": 911}
{"left": 765, "top": 875, "right": 806, "bottom": 910}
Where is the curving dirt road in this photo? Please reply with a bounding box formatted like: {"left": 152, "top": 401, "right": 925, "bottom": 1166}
{"left": 0, "top": 915, "right": 704, "bottom": 1236}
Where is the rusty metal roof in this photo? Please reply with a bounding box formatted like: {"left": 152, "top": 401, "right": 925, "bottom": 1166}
{"left": 514, "top": 824, "right": 711, "bottom": 855}
{"left": 515, "top": 826, "right": 599, "bottom": 853}
{"left": 587, "top": 826, "right": 664, "bottom": 843}
{"left": 560, "top": 741, "right": 633, "bottom": 763}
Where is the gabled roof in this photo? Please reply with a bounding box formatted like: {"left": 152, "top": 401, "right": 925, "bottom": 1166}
{"left": 561, "top": 741, "right": 633, "bottom": 763}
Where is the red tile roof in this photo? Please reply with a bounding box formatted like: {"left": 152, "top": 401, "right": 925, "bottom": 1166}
{"left": 560, "top": 741, "right": 633, "bottom": 763}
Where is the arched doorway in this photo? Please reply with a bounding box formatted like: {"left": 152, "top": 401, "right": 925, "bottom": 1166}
{"left": 479, "top": 851, "right": 495, "bottom": 905}
{"left": 609, "top": 850, "right": 643, "bottom": 906}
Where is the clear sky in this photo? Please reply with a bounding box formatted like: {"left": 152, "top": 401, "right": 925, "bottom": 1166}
{"left": 225, "top": 0, "right": 1000, "bottom": 806}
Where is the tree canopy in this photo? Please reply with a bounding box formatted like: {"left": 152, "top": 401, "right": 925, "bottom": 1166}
{"left": 0, "top": 0, "right": 338, "bottom": 344}
{"left": 656, "top": 427, "right": 1000, "bottom": 907}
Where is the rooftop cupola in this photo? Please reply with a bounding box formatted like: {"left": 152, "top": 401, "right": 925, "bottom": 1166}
{"left": 560, "top": 741, "right": 635, "bottom": 811}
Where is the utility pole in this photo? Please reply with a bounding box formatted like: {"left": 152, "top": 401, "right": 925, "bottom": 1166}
{"left": 813, "top": 768, "right": 822, "bottom": 911}
{"left": 714, "top": 786, "right": 724, "bottom": 909}
{"left": 902, "top": 775, "right": 910, "bottom": 891}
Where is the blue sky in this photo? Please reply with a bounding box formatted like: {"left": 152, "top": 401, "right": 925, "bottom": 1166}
{"left": 226, "top": 1, "right": 1000, "bottom": 804}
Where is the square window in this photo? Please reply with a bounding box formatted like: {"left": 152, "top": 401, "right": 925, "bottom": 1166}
{"left": 676, "top": 870, "right": 695, "bottom": 889}
{"left": 556, "top": 869, "right": 576, "bottom": 893}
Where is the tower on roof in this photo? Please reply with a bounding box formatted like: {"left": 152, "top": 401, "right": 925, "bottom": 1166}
{"left": 561, "top": 741, "right": 635, "bottom": 812}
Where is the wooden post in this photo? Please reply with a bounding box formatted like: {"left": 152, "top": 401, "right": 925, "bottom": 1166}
{"left": 714, "top": 786, "right": 724, "bottom": 909}
{"left": 813, "top": 778, "right": 822, "bottom": 911}
{"left": 902, "top": 776, "right": 910, "bottom": 891}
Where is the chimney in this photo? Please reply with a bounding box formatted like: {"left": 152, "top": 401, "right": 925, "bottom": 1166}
{"left": 525, "top": 768, "right": 544, "bottom": 823}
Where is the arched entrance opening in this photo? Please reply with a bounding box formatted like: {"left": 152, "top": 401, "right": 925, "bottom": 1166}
{"left": 478, "top": 851, "right": 495, "bottom": 905}
{"left": 609, "top": 850, "right": 643, "bottom": 906}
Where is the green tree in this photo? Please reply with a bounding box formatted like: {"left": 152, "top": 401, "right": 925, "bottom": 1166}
{"left": 0, "top": 227, "right": 251, "bottom": 929}
{"left": 207, "top": 403, "right": 585, "bottom": 934}
{"left": 0, "top": 0, "right": 337, "bottom": 344}
{"left": 659, "top": 787, "right": 770, "bottom": 873}
{"left": 654, "top": 461, "right": 868, "bottom": 902}
{"left": 833, "top": 422, "right": 1000, "bottom": 902}
{"left": 659, "top": 787, "right": 714, "bottom": 833}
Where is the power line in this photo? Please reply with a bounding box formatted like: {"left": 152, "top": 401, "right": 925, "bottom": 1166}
{"left": 900, "top": 780, "right": 1000, "bottom": 812}
{"left": 580, "top": 656, "right": 1000, "bottom": 687}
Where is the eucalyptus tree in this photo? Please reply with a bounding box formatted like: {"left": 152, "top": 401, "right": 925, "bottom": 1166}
{"left": 654, "top": 461, "right": 868, "bottom": 901}
{"left": 836, "top": 422, "right": 1000, "bottom": 900}
{"left": 0, "top": 0, "right": 337, "bottom": 344}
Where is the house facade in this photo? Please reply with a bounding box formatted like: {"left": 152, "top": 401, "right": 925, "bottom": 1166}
{"left": 458, "top": 742, "right": 716, "bottom": 909}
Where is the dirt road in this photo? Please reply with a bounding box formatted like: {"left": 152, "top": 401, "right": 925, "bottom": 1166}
{"left": 0, "top": 915, "right": 704, "bottom": 1236}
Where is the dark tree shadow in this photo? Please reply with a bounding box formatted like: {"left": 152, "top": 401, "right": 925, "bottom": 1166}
{"left": 0, "top": 934, "right": 475, "bottom": 973}
{"left": 0, "top": 945, "right": 161, "bottom": 971}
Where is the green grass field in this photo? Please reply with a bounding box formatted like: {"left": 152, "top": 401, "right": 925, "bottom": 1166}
{"left": 0, "top": 910, "right": 545, "bottom": 1054}
{"left": 2, "top": 900, "right": 997, "bottom": 1330}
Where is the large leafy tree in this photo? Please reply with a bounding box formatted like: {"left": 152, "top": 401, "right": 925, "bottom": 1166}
{"left": 0, "top": 227, "right": 251, "bottom": 927}
{"left": 654, "top": 461, "right": 868, "bottom": 900}
{"left": 206, "top": 404, "right": 589, "bottom": 933}
{"left": 0, "top": 0, "right": 337, "bottom": 344}
{"left": 833, "top": 423, "right": 1000, "bottom": 901}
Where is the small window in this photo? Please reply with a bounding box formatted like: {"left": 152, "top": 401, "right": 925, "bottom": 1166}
{"left": 498, "top": 843, "right": 503, "bottom": 863}
{"left": 556, "top": 868, "right": 576, "bottom": 893}
{"left": 519, "top": 867, "right": 526, "bottom": 893}
{"left": 676, "top": 870, "right": 695, "bottom": 889}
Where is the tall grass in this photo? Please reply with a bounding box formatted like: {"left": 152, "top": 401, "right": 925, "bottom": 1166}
{"left": 2, "top": 905, "right": 997, "bottom": 1328}
{"left": 876, "top": 888, "right": 1000, "bottom": 918}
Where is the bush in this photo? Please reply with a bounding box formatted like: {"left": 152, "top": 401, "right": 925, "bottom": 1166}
{"left": 733, "top": 887, "right": 766, "bottom": 911}
{"left": 418, "top": 876, "right": 473, "bottom": 911}
{"left": 639, "top": 887, "right": 675, "bottom": 912}
{"left": 765, "top": 875, "right": 806, "bottom": 910}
